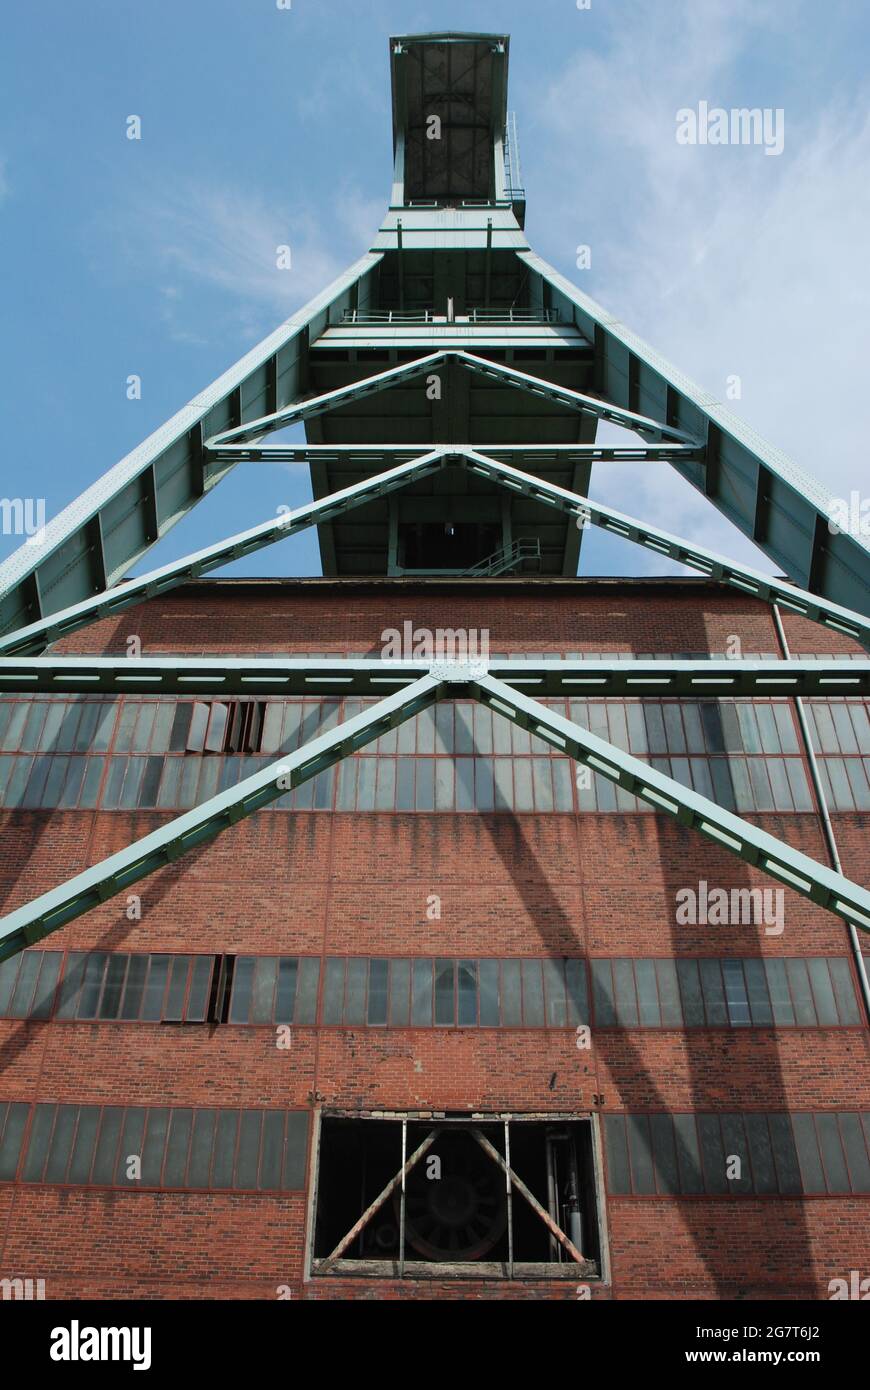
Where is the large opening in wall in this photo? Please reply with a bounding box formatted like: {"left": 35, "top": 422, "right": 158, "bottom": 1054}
{"left": 397, "top": 520, "right": 501, "bottom": 572}
{"left": 311, "top": 1114, "right": 602, "bottom": 1279}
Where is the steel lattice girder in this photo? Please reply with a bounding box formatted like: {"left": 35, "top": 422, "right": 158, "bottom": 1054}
{"left": 206, "top": 348, "right": 701, "bottom": 448}
{"left": 0, "top": 656, "right": 867, "bottom": 699}
{"left": 0, "top": 660, "right": 868, "bottom": 966}
{"left": 461, "top": 449, "right": 870, "bottom": 646}
{"left": 0, "top": 253, "right": 382, "bottom": 639}
{"left": 473, "top": 673, "right": 870, "bottom": 934}
{"left": 0, "top": 674, "right": 440, "bottom": 963}
{"left": 206, "top": 442, "right": 706, "bottom": 466}
{"left": 520, "top": 250, "right": 870, "bottom": 618}
{"left": 0, "top": 449, "right": 451, "bottom": 657}
{"left": 1, "top": 447, "right": 867, "bottom": 658}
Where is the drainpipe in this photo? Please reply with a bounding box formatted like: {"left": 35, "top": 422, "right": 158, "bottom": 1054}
{"left": 772, "top": 604, "right": 870, "bottom": 1023}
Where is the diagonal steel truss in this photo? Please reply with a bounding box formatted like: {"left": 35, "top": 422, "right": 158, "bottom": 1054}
{"left": 2, "top": 443, "right": 867, "bottom": 657}
{"left": 1, "top": 350, "right": 868, "bottom": 990}
{"left": 206, "top": 349, "right": 702, "bottom": 448}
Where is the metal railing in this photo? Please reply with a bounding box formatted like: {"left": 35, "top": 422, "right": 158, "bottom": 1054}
{"left": 461, "top": 537, "right": 542, "bottom": 577}
{"left": 341, "top": 308, "right": 559, "bottom": 326}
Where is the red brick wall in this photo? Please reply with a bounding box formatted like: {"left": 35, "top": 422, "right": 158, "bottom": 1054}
{"left": 1, "top": 580, "right": 867, "bottom": 1300}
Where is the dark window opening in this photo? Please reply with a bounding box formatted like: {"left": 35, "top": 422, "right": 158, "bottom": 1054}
{"left": 174, "top": 701, "right": 268, "bottom": 755}
{"left": 312, "top": 1116, "right": 601, "bottom": 1278}
{"left": 398, "top": 521, "right": 501, "bottom": 571}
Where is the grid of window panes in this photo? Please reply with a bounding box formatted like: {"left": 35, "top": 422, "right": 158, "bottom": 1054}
{"left": 1, "top": 1102, "right": 309, "bottom": 1191}
{"left": 591, "top": 956, "right": 862, "bottom": 1028}
{"left": 318, "top": 956, "right": 589, "bottom": 1027}
{"left": 228, "top": 956, "right": 320, "bottom": 1025}
{"left": 1, "top": 949, "right": 864, "bottom": 1027}
{"left": 801, "top": 699, "right": 870, "bottom": 810}
{"left": 229, "top": 955, "right": 862, "bottom": 1030}
{"left": 0, "top": 950, "right": 213, "bottom": 1022}
{"left": 604, "top": 1111, "right": 870, "bottom": 1196}
{"left": 4, "top": 688, "right": 862, "bottom": 814}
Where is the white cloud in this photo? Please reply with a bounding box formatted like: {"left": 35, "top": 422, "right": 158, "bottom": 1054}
{"left": 109, "top": 174, "right": 369, "bottom": 347}
{"left": 530, "top": 0, "right": 870, "bottom": 576}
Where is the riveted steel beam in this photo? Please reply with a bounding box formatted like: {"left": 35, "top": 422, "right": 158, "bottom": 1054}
{"left": 453, "top": 351, "right": 701, "bottom": 444}
{"left": 460, "top": 449, "right": 870, "bottom": 647}
{"left": 208, "top": 349, "right": 697, "bottom": 449}
{"left": 0, "top": 449, "right": 450, "bottom": 657}
{"left": 521, "top": 250, "right": 870, "bottom": 617}
{"left": 206, "top": 441, "right": 705, "bottom": 467}
{"left": 0, "top": 656, "right": 866, "bottom": 699}
{"left": 209, "top": 350, "right": 448, "bottom": 446}
{"left": 0, "top": 253, "right": 382, "bottom": 639}
{"left": 474, "top": 673, "right": 870, "bottom": 935}
{"left": 0, "top": 673, "right": 440, "bottom": 963}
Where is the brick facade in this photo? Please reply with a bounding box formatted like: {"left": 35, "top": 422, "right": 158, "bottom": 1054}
{"left": 1, "top": 578, "right": 867, "bottom": 1300}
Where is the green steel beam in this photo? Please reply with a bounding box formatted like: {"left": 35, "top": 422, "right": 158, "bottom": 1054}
{"left": 0, "top": 449, "right": 450, "bottom": 657}
{"left": 0, "top": 253, "right": 382, "bottom": 639}
{"left": 207, "top": 350, "right": 447, "bottom": 446}
{"left": 2, "top": 441, "right": 865, "bottom": 659}
{"left": 2, "top": 657, "right": 865, "bottom": 966}
{"left": 474, "top": 673, "right": 870, "bottom": 935}
{"left": 0, "top": 673, "right": 440, "bottom": 963}
{"left": 1, "top": 647, "right": 866, "bottom": 961}
{"left": 521, "top": 250, "right": 870, "bottom": 618}
{"left": 462, "top": 449, "right": 870, "bottom": 647}
{"left": 207, "top": 350, "right": 698, "bottom": 449}
{"left": 207, "top": 442, "right": 704, "bottom": 467}
{"left": 453, "top": 351, "right": 701, "bottom": 444}
{"left": 0, "top": 656, "right": 866, "bottom": 699}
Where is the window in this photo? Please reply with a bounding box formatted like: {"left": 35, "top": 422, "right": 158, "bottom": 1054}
{"left": 312, "top": 957, "right": 589, "bottom": 1029}
{"left": 53, "top": 953, "right": 215, "bottom": 1023}
{"left": 9, "top": 1103, "right": 309, "bottom": 1192}
{"left": 604, "top": 1112, "right": 870, "bottom": 1197}
{"left": 592, "top": 956, "right": 861, "bottom": 1029}
{"left": 0, "top": 1102, "right": 30, "bottom": 1179}
{"left": 312, "top": 1115, "right": 602, "bottom": 1279}
{"left": 4, "top": 951, "right": 860, "bottom": 1029}
{"left": 0, "top": 950, "right": 61, "bottom": 1019}
{"left": 228, "top": 957, "right": 320, "bottom": 1025}
{"left": 6, "top": 688, "right": 865, "bottom": 816}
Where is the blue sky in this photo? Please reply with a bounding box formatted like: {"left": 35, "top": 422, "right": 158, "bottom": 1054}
{"left": 2, "top": 0, "right": 869, "bottom": 582}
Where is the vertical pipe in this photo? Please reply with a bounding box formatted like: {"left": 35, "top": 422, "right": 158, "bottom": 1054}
{"left": 396, "top": 219, "right": 404, "bottom": 312}
{"left": 484, "top": 218, "right": 493, "bottom": 308}
{"left": 545, "top": 1135, "right": 559, "bottom": 1261}
{"left": 772, "top": 604, "right": 870, "bottom": 1022}
{"left": 399, "top": 1117, "right": 407, "bottom": 1277}
{"left": 504, "top": 1120, "right": 514, "bottom": 1278}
